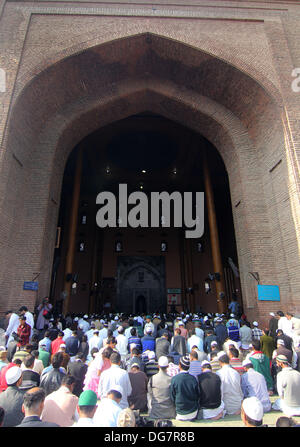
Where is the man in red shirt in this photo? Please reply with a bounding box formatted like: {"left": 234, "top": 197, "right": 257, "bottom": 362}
{"left": 51, "top": 331, "right": 65, "bottom": 355}
{"left": 17, "top": 316, "right": 31, "bottom": 348}
{"left": 0, "top": 361, "right": 21, "bottom": 392}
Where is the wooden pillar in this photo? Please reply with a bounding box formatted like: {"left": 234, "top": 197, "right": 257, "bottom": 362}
{"left": 89, "top": 225, "right": 99, "bottom": 314}
{"left": 202, "top": 148, "right": 226, "bottom": 314}
{"left": 63, "top": 147, "right": 83, "bottom": 314}
{"left": 185, "top": 238, "right": 195, "bottom": 313}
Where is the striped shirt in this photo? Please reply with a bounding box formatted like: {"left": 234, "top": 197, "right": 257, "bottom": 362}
{"left": 230, "top": 357, "right": 244, "bottom": 375}
{"left": 210, "top": 358, "right": 221, "bottom": 374}
{"left": 227, "top": 326, "right": 240, "bottom": 342}
{"left": 189, "top": 361, "right": 202, "bottom": 379}
{"left": 144, "top": 360, "right": 159, "bottom": 378}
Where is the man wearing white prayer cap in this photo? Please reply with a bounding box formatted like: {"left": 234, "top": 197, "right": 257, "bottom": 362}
{"left": 252, "top": 321, "right": 263, "bottom": 341}
{"left": 0, "top": 366, "right": 24, "bottom": 426}
{"left": 148, "top": 356, "right": 175, "bottom": 420}
{"left": 241, "top": 396, "right": 265, "bottom": 427}
{"left": 268, "top": 312, "right": 278, "bottom": 341}
{"left": 93, "top": 384, "right": 123, "bottom": 427}
{"left": 226, "top": 314, "right": 239, "bottom": 329}
{"left": 241, "top": 359, "right": 271, "bottom": 413}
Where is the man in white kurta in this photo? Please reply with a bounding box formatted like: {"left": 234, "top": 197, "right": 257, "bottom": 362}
{"left": 116, "top": 327, "right": 129, "bottom": 361}
{"left": 187, "top": 333, "right": 203, "bottom": 353}
{"left": 216, "top": 352, "right": 243, "bottom": 415}
{"left": 277, "top": 313, "right": 293, "bottom": 338}
{"left": 98, "top": 352, "right": 132, "bottom": 409}
{"left": 93, "top": 387, "right": 123, "bottom": 427}
{"left": 5, "top": 311, "right": 20, "bottom": 347}
{"left": 87, "top": 330, "right": 103, "bottom": 361}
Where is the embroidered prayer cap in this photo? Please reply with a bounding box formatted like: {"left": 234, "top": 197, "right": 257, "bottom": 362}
{"left": 78, "top": 390, "right": 98, "bottom": 406}
{"left": 179, "top": 355, "right": 190, "bottom": 369}
{"left": 277, "top": 339, "right": 285, "bottom": 346}
{"left": 117, "top": 408, "right": 136, "bottom": 427}
{"left": 276, "top": 354, "right": 289, "bottom": 364}
{"left": 211, "top": 341, "right": 218, "bottom": 346}
{"left": 252, "top": 321, "right": 259, "bottom": 327}
{"left": 201, "top": 360, "right": 210, "bottom": 367}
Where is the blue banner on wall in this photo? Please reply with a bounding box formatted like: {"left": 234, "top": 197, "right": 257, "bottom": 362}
{"left": 257, "top": 284, "right": 280, "bottom": 301}
{"left": 23, "top": 281, "right": 39, "bottom": 291}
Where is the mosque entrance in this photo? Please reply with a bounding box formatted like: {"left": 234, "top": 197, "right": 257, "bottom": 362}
{"left": 50, "top": 114, "right": 241, "bottom": 316}
{"left": 116, "top": 256, "right": 166, "bottom": 314}
{"left": 135, "top": 294, "right": 147, "bottom": 314}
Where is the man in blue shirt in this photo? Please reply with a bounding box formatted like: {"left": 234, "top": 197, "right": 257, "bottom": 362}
{"left": 38, "top": 330, "right": 51, "bottom": 353}
{"left": 227, "top": 322, "right": 240, "bottom": 344}
{"left": 141, "top": 328, "right": 155, "bottom": 353}
{"left": 189, "top": 350, "right": 202, "bottom": 379}
{"left": 65, "top": 330, "right": 80, "bottom": 360}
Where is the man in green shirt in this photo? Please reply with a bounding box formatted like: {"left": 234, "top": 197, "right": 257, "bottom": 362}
{"left": 38, "top": 344, "right": 50, "bottom": 368}
{"left": 260, "top": 328, "right": 275, "bottom": 361}
{"left": 246, "top": 340, "right": 273, "bottom": 393}
{"left": 170, "top": 356, "right": 200, "bottom": 421}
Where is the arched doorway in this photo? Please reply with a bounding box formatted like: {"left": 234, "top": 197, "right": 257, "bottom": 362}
{"left": 136, "top": 294, "right": 147, "bottom": 314}
{"left": 0, "top": 32, "right": 295, "bottom": 325}
{"left": 51, "top": 114, "right": 240, "bottom": 315}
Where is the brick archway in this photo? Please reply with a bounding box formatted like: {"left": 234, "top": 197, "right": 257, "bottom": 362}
{"left": 0, "top": 32, "right": 296, "bottom": 325}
